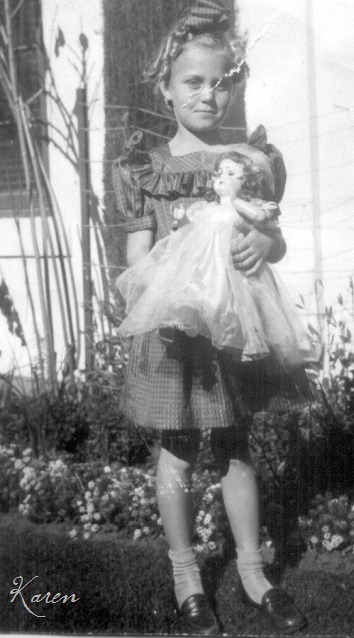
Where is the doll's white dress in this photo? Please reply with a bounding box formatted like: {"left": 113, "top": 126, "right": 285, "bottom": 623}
{"left": 116, "top": 201, "right": 310, "bottom": 368}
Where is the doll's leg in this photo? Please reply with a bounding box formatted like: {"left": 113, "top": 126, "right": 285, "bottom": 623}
{"left": 210, "top": 426, "right": 272, "bottom": 604}
{"left": 157, "top": 430, "right": 203, "bottom": 607}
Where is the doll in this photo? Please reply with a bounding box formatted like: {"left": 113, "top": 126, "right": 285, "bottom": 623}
{"left": 116, "top": 151, "right": 310, "bottom": 371}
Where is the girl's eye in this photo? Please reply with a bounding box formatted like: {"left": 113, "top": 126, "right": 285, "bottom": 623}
{"left": 186, "top": 79, "right": 201, "bottom": 89}
{"left": 216, "top": 78, "right": 230, "bottom": 91}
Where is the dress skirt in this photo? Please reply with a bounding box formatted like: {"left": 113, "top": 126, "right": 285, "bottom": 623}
{"left": 120, "top": 328, "right": 311, "bottom": 431}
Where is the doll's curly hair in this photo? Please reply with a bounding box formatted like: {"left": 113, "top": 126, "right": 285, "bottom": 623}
{"left": 205, "top": 151, "right": 267, "bottom": 203}
{"left": 146, "top": 2, "right": 248, "bottom": 92}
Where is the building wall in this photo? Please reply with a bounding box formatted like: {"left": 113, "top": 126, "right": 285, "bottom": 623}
{"left": 237, "top": 0, "right": 354, "bottom": 324}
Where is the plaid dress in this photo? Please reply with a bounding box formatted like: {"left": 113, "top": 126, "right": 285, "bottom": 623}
{"left": 112, "top": 142, "right": 311, "bottom": 431}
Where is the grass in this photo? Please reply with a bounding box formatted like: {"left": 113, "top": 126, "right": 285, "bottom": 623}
{"left": 1, "top": 516, "right": 354, "bottom": 635}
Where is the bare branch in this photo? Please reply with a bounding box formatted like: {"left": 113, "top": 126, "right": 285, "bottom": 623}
{"left": 10, "top": 0, "right": 27, "bottom": 19}
{"left": 26, "top": 87, "right": 44, "bottom": 106}
{"left": 37, "top": 133, "right": 78, "bottom": 170}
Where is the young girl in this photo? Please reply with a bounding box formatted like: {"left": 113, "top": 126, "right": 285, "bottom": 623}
{"left": 116, "top": 150, "right": 311, "bottom": 373}
{"left": 113, "top": 1, "right": 308, "bottom": 633}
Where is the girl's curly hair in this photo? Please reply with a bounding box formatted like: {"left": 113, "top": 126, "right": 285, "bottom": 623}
{"left": 145, "top": 4, "right": 248, "bottom": 92}
{"left": 205, "top": 151, "right": 267, "bottom": 202}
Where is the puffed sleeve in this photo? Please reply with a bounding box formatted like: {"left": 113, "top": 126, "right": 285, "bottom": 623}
{"left": 112, "top": 133, "right": 157, "bottom": 234}
{"left": 247, "top": 125, "right": 287, "bottom": 263}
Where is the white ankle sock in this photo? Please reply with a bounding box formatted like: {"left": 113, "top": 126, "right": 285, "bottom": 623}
{"left": 168, "top": 547, "right": 204, "bottom": 609}
{"left": 236, "top": 547, "right": 272, "bottom": 605}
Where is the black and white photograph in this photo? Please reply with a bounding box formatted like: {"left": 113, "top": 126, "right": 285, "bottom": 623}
{"left": 0, "top": 0, "right": 354, "bottom": 635}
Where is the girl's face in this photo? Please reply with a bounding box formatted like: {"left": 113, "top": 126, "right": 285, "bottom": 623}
{"left": 213, "top": 159, "right": 244, "bottom": 198}
{"left": 161, "top": 44, "right": 235, "bottom": 134}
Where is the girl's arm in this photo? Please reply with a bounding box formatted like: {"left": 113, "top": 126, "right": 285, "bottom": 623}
{"left": 126, "top": 229, "right": 154, "bottom": 266}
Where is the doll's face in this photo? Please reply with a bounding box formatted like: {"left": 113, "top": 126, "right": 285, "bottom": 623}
{"left": 213, "top": 159, "right": 244, "bottom": 198}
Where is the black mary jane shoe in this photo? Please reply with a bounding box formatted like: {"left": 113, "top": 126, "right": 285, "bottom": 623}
{"left": 242, "top": 586, "right": 307, "bottom": 633}
{"left": 179, "top": 593, "right": 219, "bottom": 635}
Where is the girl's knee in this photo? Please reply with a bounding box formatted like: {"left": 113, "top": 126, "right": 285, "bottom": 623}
{"left": 210, "top": 425, "right": 252, "bottom": 477}
{"left": 160, "top": 429, "right": 200, "bottom": 469}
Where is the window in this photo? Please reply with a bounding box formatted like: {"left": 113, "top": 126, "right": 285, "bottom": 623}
{"left": 0, "top": 0, "right": 48, "bottom": 217}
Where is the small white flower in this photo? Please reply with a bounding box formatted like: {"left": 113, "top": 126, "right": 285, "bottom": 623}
{"left": 322, "top": 525, "right": 330, "bottom": 533}
{"left": 310, "top": 536, "right": 319, "bottom": 545}
{"left": 195, "top": 544, "right": 205, "bottom": 553}
{"left": 324, "top": 532, "right": 331, "bottom": 540}
{"left": 79, "top": 506, "right": 86, "bottom": 514}
{"left": 93, "top": 512, "right": 101, "bottom": 521}
{"left": 133, "top": 529, "right": 142, "bottom": 540}
{"left": 157, "top": 517, "right": 162, "bottom": 526}
{"left": 204, "top": 513, "right": 212, "bottom": 525}
{"left": 88, "top": 481, "right": 95, "bottom": 491}
{"left": 84, "top": 491, "right": 92, "bottom": 500}
{"left": 142, "top": 526, "right": 150, "bottom": 535}
{"left": 69, "top": 529, "right": 78, "bottom": 538}
{"left": 208, "top": 541, "right": 217, "bottom": 551}
{"left": 83, "top": 532, "right": 90, "bottom": 540}
{"left": 331, "top": 534, "right": 344, "bottom": 548}
{"left": 104, "top": 466, "right": 111, "bottom": 473}
{"left": 91, "top": 524, "right": 100, "bottom": 533}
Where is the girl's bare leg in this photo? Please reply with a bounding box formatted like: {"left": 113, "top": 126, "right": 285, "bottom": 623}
{"left": 156, "top": 448, "right": 204, "bottom": 607}
{"left": 221, "top": 452, "right": 272, "bottom": 605}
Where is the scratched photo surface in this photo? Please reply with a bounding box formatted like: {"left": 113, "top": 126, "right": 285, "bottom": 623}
{"left": 1, "top": 0, "right": 354, "bottom": 636}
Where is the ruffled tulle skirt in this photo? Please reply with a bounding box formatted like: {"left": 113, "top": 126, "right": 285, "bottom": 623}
{"left": 116, "top": 213, "right": 311, "bottom": 370}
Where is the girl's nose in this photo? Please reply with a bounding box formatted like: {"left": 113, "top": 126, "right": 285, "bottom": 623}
{"left": 200, "top": 85, "right": 216, "bottom": 103}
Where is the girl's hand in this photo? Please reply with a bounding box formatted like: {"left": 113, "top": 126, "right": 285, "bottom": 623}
{"left": 231, "top": 228, "right": 275, "bottom": 276}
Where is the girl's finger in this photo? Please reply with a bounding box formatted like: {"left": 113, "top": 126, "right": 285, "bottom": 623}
{"left": 233, "top": 254, "right": 257, "bottom": 270}
{"left": 245, "top": 259, "right": 263, "bottom": 277}
{"left": 231, "top": 248, "right": 253, "bottom": 262}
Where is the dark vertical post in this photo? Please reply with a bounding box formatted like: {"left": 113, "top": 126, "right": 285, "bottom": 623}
{"left": 76, "top": 86, "right": 94, "bottom": 370}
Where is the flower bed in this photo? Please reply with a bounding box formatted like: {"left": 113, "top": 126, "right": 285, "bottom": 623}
{"left": 0, "top": 444, "right": 230, "bottom": 554}
{"left": 2, "top": 441, "right": 354, "bottom": 564}
{"left": 298, "top": 492, "right": 354, "bottom": 554}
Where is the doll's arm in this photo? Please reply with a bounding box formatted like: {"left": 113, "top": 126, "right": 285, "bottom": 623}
{"left": 232, "top": 197, "right": 277, "bottom": 224}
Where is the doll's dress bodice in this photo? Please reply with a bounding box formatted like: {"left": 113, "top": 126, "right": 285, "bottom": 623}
{"left": 116, "top": 199, "right": 310, "bottom": 367}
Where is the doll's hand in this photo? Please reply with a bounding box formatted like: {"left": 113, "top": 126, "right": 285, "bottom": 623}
{"left": 231, "top": 229, "right": 275, "bottom": 276}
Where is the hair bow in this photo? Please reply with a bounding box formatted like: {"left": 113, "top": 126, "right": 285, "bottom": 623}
{"left": 184, "top": 0, "right": 231, "bottom": 33}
